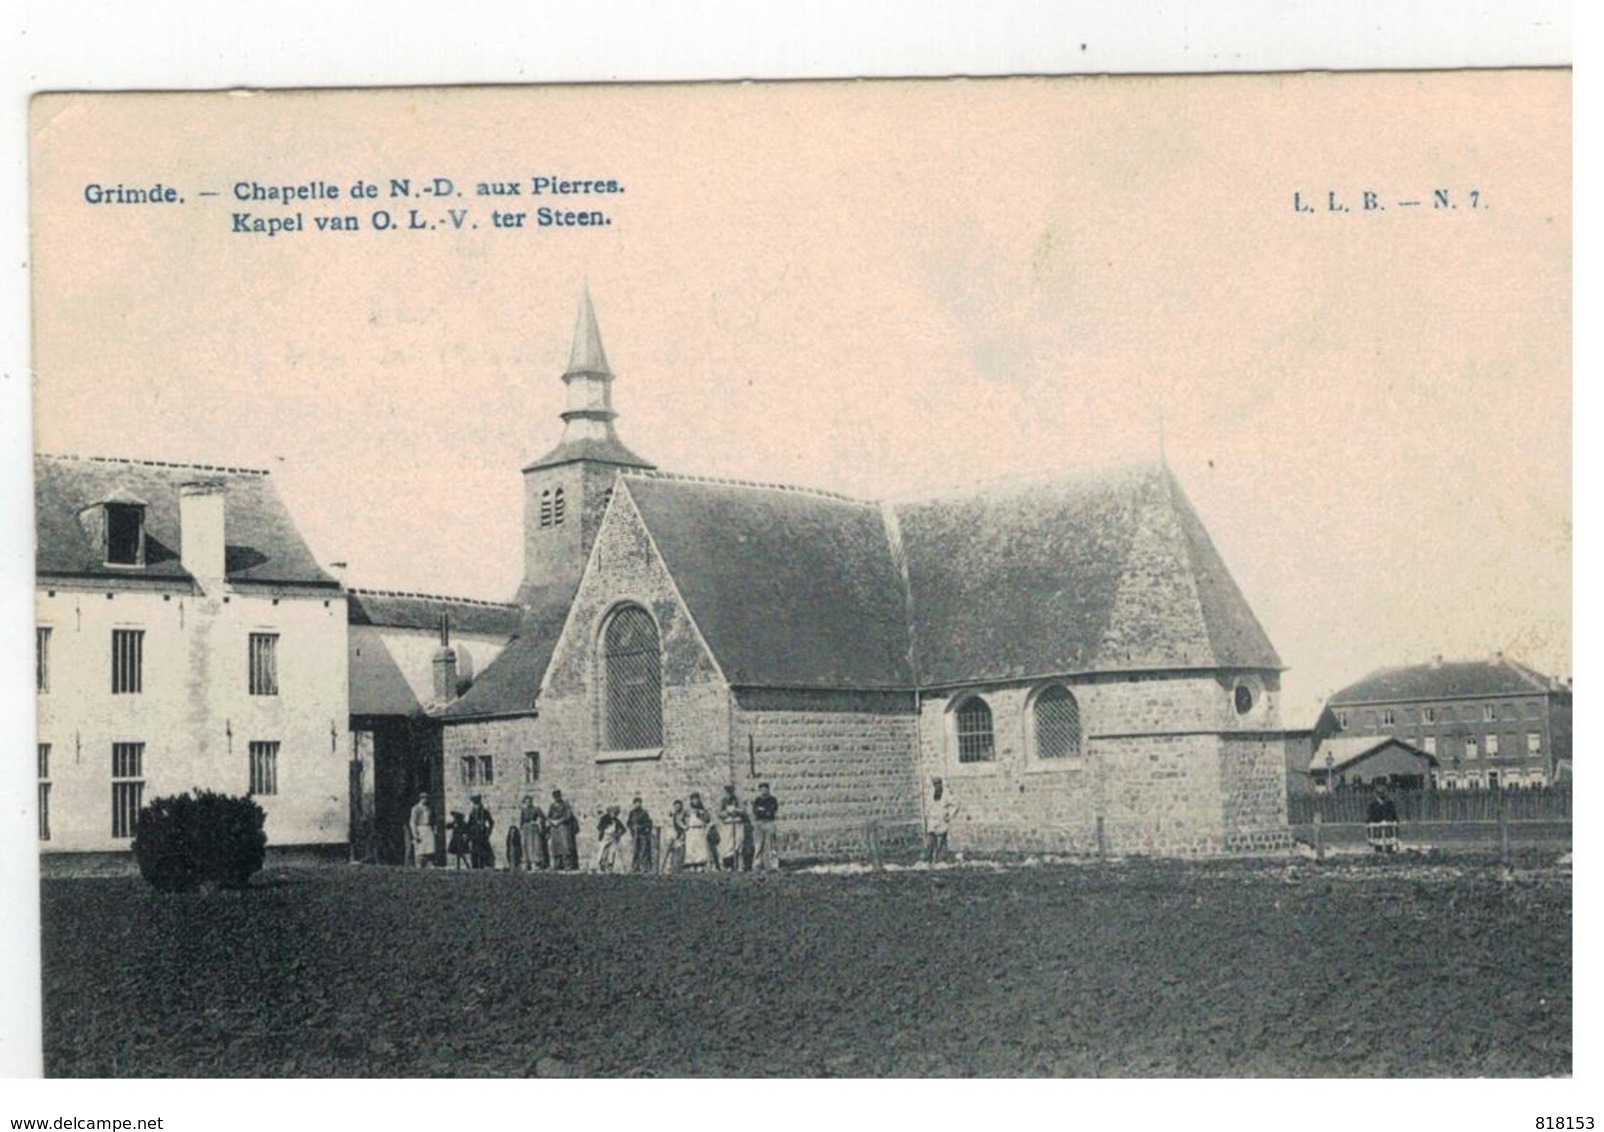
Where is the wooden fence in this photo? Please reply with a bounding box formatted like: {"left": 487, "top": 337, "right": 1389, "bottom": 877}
{"left": 1288, "top": 783, "right": 1571, "bottom": 825}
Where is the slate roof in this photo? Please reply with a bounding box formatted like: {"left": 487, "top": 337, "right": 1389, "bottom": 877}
{"left": 438, "top": 461, "right": 1280, "bottom": 716}
{"left": 347, "top": 588, "right": 520, "bottom": 637}
{"left": 894, "top": 464, "right": 1281, "bottom": 686}
{"left": 625, "top": 476, "right": 915, "bottom": 689}
{"left": 1329, "top": 658, "right": 1561, "bottom": 705}
{"left": 349, "top": 633, "right": 430, "bottom": 718}
{"left": 523, "top": 434, "right": 654, "bottom": 472}
{"left": 437, "top": 599, "right": 572, "bottom": 719}
{"left": 1309, "top": 736, "right": 1439, "bottom": 774}
{"left": 35, "top": 454, "right": 337, "bottom": 588}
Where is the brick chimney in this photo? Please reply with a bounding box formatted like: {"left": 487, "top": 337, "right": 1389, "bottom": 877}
{"left": 431, "top": 612, "right": 458, "bottom": 702}
{"left": 179, "top": 481, "right": 227, "bottom": 589}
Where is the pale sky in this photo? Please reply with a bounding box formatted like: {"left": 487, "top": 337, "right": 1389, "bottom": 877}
{"left": 29, "top": 72, "right": 1570, "bottom": 723}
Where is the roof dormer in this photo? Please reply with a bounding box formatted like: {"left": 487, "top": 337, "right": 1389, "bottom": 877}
{"left": 77, "top": 487, "right": 149, "bottom": 567}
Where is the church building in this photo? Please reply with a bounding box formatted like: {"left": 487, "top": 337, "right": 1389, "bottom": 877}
{"left": 420, "top": 292, "right": 1293, "bottom": 858}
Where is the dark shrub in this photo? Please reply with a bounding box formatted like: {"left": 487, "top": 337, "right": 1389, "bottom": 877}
{"left": 132, "top": 790, "right": 268, "bottom": 892}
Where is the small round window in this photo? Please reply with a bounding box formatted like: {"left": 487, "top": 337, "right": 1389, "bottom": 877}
{"left": 1234, "top": 682, "right": 1256, "bottom": 715}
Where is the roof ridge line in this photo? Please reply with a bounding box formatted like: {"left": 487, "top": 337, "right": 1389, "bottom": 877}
{"left": 882, "top": 458, "right": 1167, "bottom": 505}
{"left": 622, "top": 469, "right": 867, "bottom": 503}
{"left": 347, "top": 587, "right": 518, "bottom": 608}
{"left": 38, "top": 453, "right": 271, "bottom": 477}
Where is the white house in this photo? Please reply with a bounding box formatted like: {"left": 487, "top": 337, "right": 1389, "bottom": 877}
{"left": 35, "top": 455, "right": 349, "bottom": 853}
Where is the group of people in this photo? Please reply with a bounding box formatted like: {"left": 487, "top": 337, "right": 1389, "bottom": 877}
{"left": 405, "top": 776, "right": 962, "bottom": 871}
{"left": 405, "top": 783, "right": 784, "bottom": 874}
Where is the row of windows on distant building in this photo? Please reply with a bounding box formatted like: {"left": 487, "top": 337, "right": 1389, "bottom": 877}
{"left": 36, "top": 739, "right": 281, "bottom": 841}
{"left": 1411, "top": 733, "right": 1543, "bottom": 759}
{"left": 36, "top": 627, "right": 280, "bottom": 696}
{"left": 1334, "top": 701, "right": 1543, "bottom": 729}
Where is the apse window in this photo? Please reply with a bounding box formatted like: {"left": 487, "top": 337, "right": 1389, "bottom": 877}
{"left": 1033, "top": 685, "right": 1082, "bottom": 760}
{"left": 954, "top": 697, "right": 996, "bottom": 763}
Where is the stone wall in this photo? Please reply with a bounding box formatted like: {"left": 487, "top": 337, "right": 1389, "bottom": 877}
{"left": 731, "top": 688, "right": 922, "bottom": 854}
{"left": 917, "top": 672, "right": 1288, "bottom": 856}
{"left": 444, "top": 486, "right": 733, "bottom": 862}
{"left": 1219, "top": 736, "right": 1293, "bottom": 853}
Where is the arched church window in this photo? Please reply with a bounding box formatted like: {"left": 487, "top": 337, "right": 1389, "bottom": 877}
{"left": 539, "top": 489, "right": 554, "bottom": 529}
{"left": 954, "top": 696, "right": 995, "bottom": 763}
{"left": 1034, "top": 685, "right": 1082, "bottom": 759}
{"left": 602, "top": 605, "right": 662, "bottom": 750}
{"left": 553, "top": 486, "right": 566, "bottom": 526}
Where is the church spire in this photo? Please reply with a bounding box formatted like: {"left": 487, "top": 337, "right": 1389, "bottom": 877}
{"left": 567, "top": 284, "right": 611, "bottom": 377}
{"left": 522, "top": 286, "right": 653, "bottom": 473}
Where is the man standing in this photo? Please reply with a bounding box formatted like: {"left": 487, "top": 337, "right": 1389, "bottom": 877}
{"left": 468, "top": 794, "right": 495, "bottom": 869}
{"left": 406, "top": 791, "right": 432, "bottom": 868}
{"left": 626, "top": 796, "right": 655, "bottom": 873}
{"left": 718, "top": 784, "right": 749, "bottom": 872}
{"left": 751, "top": 782, "right": 780, "bottom": 873}
{"left": 924, "top": 777, "right": 959, "bottom": 866}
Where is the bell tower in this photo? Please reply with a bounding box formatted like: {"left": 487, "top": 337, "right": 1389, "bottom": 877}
{"left": 516, "top": 287, "right": 654, "bottom": 609}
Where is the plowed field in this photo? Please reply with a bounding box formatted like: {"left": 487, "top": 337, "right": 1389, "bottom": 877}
{"left": 40, "top": 855, "right": 1570, "bottom": 1077}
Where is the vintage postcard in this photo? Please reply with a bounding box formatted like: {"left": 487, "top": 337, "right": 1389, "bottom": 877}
{"left": 24, "top": 71, "right": 1569, "bottom": 1080}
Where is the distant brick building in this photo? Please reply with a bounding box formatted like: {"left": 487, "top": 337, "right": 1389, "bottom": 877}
{"left": 1315, "top": 657, "right": 1572, "bottom": 788}
{"left": 35, "top": 456, "right": 348, "bottom": 853}
{"left": 423, "top": 292, "right": 1292, "bottom": 858}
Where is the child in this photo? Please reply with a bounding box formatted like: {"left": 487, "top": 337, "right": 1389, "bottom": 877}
{"left": 447, "top": 811, "right": 470, "bottom": 869}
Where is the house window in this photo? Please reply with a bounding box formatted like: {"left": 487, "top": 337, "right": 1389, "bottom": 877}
{"left": 523, "top": 751, "right": 540, "bottom": 784}
{"left": 105, "top": 503, "right": 145, "bottom": 565}
{"left": 553, "top": 487, "right": 566, "bottom": 525}
{"left": 1422, "top": 706, "right": 1436, "bottom": 723}
{"left": 249, "top": 633, "right": 279, "bottom": 696}
{"left": 111, "top": 742, "right": 145, "bottom": 839}
{"left": 1423, "top": 736, "right": 1437, "bottom": 756}
{"left": 1485, "top": 734, "right": 1500, "bottom": 757}
{"left": 1464, "top": 735, "right": 1478, "bottom": 760}
{"left": 1335, "top": 710, "right": 1348, "bottom": 730}
{"left": 1034, "top": 685, "right": 1082, "bottom": 759}
{"left": 36, "top": 627, "right": 50, "bottom": 693}
{"left": 458, "top": 755, "right": 495, "bottom": 787}
{"left": 1487, "top": 771, "right": 1501, "bottom": 790}
{"left": 602, "top": 605, "right": 663, "bottom": 751}
{"left": 955, "top": 697, "right": 996, "bottom": 763}
{"left": 111, "top": 629, "right": 144, "bottom": 694}
{"left": 249, "top": 741, "right": 280, "bottom": 796}
{"left": 1482, "top": 704, "right": 1496, "bottom": 722}
{"left": 1380, "top": 709, "right": 1395, "bottom": 726}
{"left": 38, "top": 744, "right": 51, "bottom": 841}
{"left": 1527, "top": 732, "right": 1542, "bottom": 754}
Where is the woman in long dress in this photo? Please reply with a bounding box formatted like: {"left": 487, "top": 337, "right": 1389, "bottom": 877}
{"left": 683, "top": 792, "right": 713, "bottom": 871}
{"left": 527, "top": 806, "right": 550, "bottom": 870}
{"left": 592, "top": 806, "right": 625, "bottom": 872}
{"left": 547, "top": 789, "right": 579, "bottom": 871}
